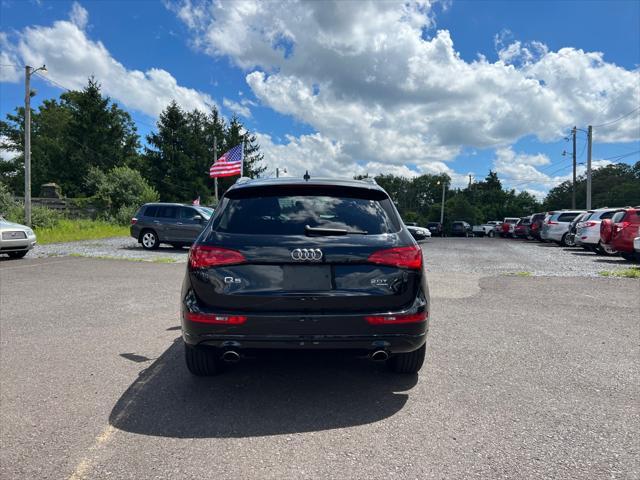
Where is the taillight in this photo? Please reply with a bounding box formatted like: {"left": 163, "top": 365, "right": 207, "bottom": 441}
{"left": 186, "top": 312, "right": 247, "bottom": 325}
{"left": 188, "top": 245, "right": 246, "bottom": 269}
{"left": 365, "top": 311, "right": 428, "bottom": 325}
{"left": 131, "top": 217, "right": 137, "bottom": 225}
{"left": 619, "top": 221, "right": 631, "bottom": 230}
{"left": 368, "top": 245, "right": 422, "bottom": 269}
{"left": 547, "top": 221, "right": 558, "bottom": 225}
{"left": 583, "top": 221, "right": 597, "bottom": 227}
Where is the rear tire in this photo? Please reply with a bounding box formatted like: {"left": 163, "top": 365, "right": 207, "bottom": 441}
{"left": 7, "top": 251, "right": 28, "bottom": 259}
{"left": 596, "top": 241, "right": 617, "bottom": 256}
{"left": 184, "top": 343, "right": 221, "bottom": 376}
{"left": 140, "top": 229, "right": 160, "bottom": 250}
{"left": 560, "top": 233, "right": 568, "bottom": 246}
{"left": 387, "top": 343, "right": 426, "bottom": 374}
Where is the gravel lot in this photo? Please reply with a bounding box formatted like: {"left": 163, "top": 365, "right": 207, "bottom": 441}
{"left": 28, "top": 235, "right": 637, "bottom": 276}
{"left": 1, "top": 243, "right": 638, "bottom": 479}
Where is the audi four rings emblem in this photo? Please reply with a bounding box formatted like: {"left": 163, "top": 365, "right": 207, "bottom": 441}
{"left": 291, "top": 248, "right": 323, "bottom": 261}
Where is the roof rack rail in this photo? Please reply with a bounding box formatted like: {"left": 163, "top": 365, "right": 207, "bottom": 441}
{"left": 235, "top": 177, "right": 252, "bottom": 184}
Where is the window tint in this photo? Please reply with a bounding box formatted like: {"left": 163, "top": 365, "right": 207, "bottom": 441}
{"left": 144, "top": 205, "right": 158, "bottom": 217}
{"left": 212, "top": 195, "right": 399, "bottom": 235}
{"left": 558, "top": 212, "right": 580, "bottom": 222}
{"left": 180, "top": 207, "right": 199, "bottom": 220}
{"left": 611, "top": 211, "right": 626, "bottom": 223}
{"left": 598, "top": 211, "right": 617, "bottom": 220}
{"left": 156, "top": 205, "right": 179, "bottom": 219}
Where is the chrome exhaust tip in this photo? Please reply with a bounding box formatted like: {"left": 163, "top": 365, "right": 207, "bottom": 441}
{"left": 370, "top": 350, "right": 389, "bottom": 361}
{"left": 221, "top": 350, "right": 241, "bottom": 363}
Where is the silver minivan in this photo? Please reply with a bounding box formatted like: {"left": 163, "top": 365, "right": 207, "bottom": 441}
{"left": 540, "top": 210, "right": 585, "bottom": 245}
{"left": 130, "top": 203, "right": 214, "bottom": 250}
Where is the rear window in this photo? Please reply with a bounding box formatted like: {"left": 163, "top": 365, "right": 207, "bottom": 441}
{"left": 611, "top": 211, "right": 626, "bottom": 223}
{"left": 597, "top": 210, "right": 617, "bottom": 220}
{"left": 212, "top": 194, "right": 399, "bottom": 235}
{"left": 557, "top": 212, "right": 581, "bottom": 222}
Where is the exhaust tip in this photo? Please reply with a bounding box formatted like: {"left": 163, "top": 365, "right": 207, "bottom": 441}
{"left": 370, "top": 350, "right": 389, "bottom": 361}
{"left": 221, "top": 350, "right": 241, "bottom": 363}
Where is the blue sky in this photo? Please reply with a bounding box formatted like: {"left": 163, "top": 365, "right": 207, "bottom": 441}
{"left": 1, "top": 0, "right": 638, "bottom": 198}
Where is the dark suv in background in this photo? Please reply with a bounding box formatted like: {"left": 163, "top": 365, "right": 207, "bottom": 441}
{"left": 450, "top": 221, "right": 472, "bottom": 237}
{"left": 131, "top": 203, "right": 214, "bottom": 249}
{"left": 181, "top": 177, "right": 430, "bottom": 376}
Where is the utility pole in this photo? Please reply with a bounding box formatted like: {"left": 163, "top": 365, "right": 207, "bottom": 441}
{"left": 276, "top": 167, "right": 279, "bottom": 178}
{"left": 586, "top": 125, "right": 593, "bottom": 210}
{"left": 438, "top": 180, "right": 446, "bottom": 224}
{"left": 571, "top": 126, "right": 577, "bottom": 209}
{"left": 468, "top": 174, "right": 473, "bottom": 188}
{"left": 213, "top": 136, "right": 218, "bottom": 203}
{"left": 24, "top": 66, "right": 31, "bottom": 226}
{"left": 23, "top": 64, "right": 46, "bottom": 227}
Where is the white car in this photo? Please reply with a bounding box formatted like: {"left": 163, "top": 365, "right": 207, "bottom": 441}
{"left": 574, "top": 208, "right": 624, "bottom": 254}
{"left": 540, "top": 210, "right": 585, "bottom": 245}
{"left": 406, "top": 225, "right": 431, "bottom": 241}
{"left": 472, "top": 221, "right": 500, "bottom": 237}
{"left": 0, "top": 217, "right": 37, "bottom": 259}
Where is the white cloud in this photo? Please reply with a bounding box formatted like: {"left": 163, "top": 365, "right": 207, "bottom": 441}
{"left": 0, "top": 3, "right": 215, "bottom": 117}
{"left": 222, "top": 97, "right": 251, "bottom": 118}
{"left": 69, "top": 2, "right": 89, "bottom": 30}
{"left": 0, "top": 33, "right": 21, "bottom": 82}
{"left": 170, "top": 0, "right": 640, "bottom": 188}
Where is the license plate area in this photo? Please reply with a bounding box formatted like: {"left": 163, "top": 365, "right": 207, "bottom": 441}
{"left": 283, "top": 265, "right": 332, "bottom": 291}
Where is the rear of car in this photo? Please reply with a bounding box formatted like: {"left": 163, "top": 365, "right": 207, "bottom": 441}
{"left": 450, "top": 221, "right": 471, "bottom": 237}
{"left": 575, "top": 208, "right": 621, "bottom": 253}
{"left": 0, "top": 217, "right": 37, "bottom": 259}
{"left": 426, "top": 222, "right": 443, "bottom": 237}
{"left": 181, "top": 178, "right": 430, "bottom": 376}
{"left": 500, "top": 217, "right": 520, "bottom": 238}
{"left": 611, "top": 208, "right": 640, "bottom": 261}
{"left": 529, "top": 213, "right": 547, "bottom": 240}
{"left": 540, "top": 210, "right": 585, "bottom": 245}
{"left": 406, "top": 225, "right": 431, "bottom": 242}
{"left": 514, "top": 217, "right": 531, "bottom": 238}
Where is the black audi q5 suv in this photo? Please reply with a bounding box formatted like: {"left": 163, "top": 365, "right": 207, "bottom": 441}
{"left": 181, "top": 177, "right": 430, "bottom": 375}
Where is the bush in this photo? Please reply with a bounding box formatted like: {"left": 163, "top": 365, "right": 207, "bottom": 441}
{"left": 0, "top": 182, "right": 17, "bottom": 217}
{"left": 88, "top": 166, "right": 159, "bottom": 224}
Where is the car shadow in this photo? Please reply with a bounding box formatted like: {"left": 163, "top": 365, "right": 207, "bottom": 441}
{"left": 109, "top": 339, "right": 418, "bottom": 439}
{"left": 593, "top": 258, "right": 633, "bottom": 265}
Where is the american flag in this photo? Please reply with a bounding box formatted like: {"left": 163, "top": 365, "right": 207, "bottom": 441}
{"left": 209, "top": 144, "right": 243, "bottom": 178}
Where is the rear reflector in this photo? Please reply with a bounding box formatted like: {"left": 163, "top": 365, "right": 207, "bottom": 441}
{"left": 365, "top": 311, "right": 428, "bottom": 325}
{"left": 186, "top": 312, "right": 247, "bottom": 325}
{"left": 368, "top": 245, "right": 422, "bottom": 269}
{"left": 189, "top": 245, "right": 246, "bottom": 269}
{"left": 547, "top": 221, "right": 558, "bottom": 225}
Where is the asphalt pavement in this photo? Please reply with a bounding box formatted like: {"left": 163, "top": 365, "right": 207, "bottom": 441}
{"left": 1, "top": 240, "right": 638, "bottom": 479}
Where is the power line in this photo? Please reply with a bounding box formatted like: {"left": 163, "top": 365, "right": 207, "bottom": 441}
{"left": 592, "top": 105, "right": 640, "bottom": 128}
{"left": 601, "top": 149, "right": 640, "bottom": 161}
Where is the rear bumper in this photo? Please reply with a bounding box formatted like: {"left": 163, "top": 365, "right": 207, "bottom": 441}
{"left": 185, "top": 332, "right": 427, "bottom": 353}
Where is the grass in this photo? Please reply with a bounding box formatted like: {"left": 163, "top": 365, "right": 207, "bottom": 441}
{"left": 35, "top": 219, "right": 129, "bottom": 244}
{"left": 68, "top": 253, "right": 177, "bottom": 264}
{"left": 599, "top": 267, "right": 640, "bottom": 279}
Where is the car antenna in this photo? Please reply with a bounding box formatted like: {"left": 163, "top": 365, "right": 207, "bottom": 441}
{"left": 303, "top": 170, "right": 310, "bottom": 181}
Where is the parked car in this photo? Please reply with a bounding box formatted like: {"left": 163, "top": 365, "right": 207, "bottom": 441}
{"left": 181, "top": 176, "right": 429, "bottom": 375}
{"left": 500, "top": 217, "right": 520, "bottom": 238}
{"left": 564, "top": 211, "right": 591, "bottom": 247}
{"left": 426, "top": 222, "right": 444, "bottom": 237}
{"left": 450, "top": 221, "right": 472, "bottom": 237}
{"left": 513, "top": 216, "right": 531, "bottom": 238}
{"left": 575, "top": 208, "right": 622, "bottom": 254}
{"left": 406, "top": 224, "right": 431, "bottom": 242}
{"left": 472, "top": 221, "right": 499, "bottom": 237}
{"left": 0, "top": 217, "right": 37, "bottom": 259}
{"left": 131, "top": 203, "right": 214, "bottom": 250}
{"left": 610, "top": 207, "right": 640, "bottom": 261}
{"left": 540, "top": 210, "right": 585, "bottom": 246}
{"left": 529, "top": 213, "right": 547, "bottom": 241}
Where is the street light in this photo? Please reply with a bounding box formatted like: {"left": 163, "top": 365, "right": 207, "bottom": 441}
{"left": 24, "top": 64, "right": 47, "bottom": 227}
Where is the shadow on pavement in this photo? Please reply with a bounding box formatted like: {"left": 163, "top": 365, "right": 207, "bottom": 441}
{"left": 109, "top": 339, "right": 418, "bottom": 438}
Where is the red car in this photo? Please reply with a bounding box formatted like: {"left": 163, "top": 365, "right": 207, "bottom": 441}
{"left": 600, "top": 207, "right": 640, "bottom": 261}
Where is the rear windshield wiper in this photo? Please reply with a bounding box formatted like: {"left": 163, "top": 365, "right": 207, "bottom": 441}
{"left": 304, "top": 225, "right": 368, "bottom": 236}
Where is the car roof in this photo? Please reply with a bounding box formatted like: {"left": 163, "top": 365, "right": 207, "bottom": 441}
{"left": 144, "top": 202, "right": 197, "bottom": 207}
{"left": 227, "top": 176, "right": 385, "bottom": 193}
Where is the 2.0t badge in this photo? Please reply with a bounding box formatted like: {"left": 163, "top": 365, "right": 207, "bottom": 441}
{"left": 291, "top": 248, "right": 323, "bottom": 261}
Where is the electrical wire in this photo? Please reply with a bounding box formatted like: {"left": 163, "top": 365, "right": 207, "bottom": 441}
{"left": 592, "top": 105, "right": 640, "bottom": 128}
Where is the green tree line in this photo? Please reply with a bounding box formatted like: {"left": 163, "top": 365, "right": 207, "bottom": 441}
{"left": 0, "top": 77, "right": 265, "bottom": 206}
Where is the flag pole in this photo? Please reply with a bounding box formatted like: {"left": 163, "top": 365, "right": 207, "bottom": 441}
{"left": 241, "top": 138, "right": 246, "bottom": 177}
{"left": 213, "top": 136, "right": 218, "bottom": 203}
